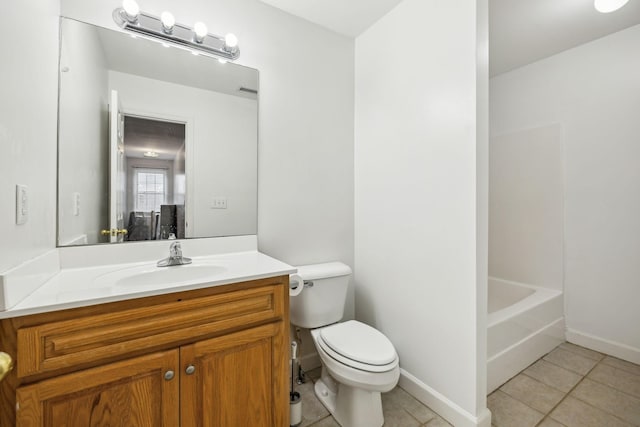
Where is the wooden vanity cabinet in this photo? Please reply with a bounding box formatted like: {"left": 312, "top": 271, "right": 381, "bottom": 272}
{"left": 0, "top": 275, "right": 290, "bottom": 427}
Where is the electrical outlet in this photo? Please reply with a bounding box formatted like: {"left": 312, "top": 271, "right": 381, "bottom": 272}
{"left": 16, "top": 184, "right": 28, "bottom": 225}
{"left": 211, "top": 197, "right": 227, "bottom": 209}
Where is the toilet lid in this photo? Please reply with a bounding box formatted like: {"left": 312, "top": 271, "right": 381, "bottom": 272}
{"left": 319, "top": 320, "right": 397, "bottom": 366}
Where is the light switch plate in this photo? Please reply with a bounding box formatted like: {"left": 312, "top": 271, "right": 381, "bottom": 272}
{"left": 16, "top": 184, "right": 28, "bottom": 225}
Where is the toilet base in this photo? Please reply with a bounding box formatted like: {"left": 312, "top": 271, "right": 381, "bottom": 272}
{"left": 314, "top": 369, "right": 384, "bottom": 427}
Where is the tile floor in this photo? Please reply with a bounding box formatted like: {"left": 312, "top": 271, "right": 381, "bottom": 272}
{"left": 296, "top": 342, "right": 640, "bottom": 427}
{"left": 488, "top": 342, "right": 640, "bottom": 427}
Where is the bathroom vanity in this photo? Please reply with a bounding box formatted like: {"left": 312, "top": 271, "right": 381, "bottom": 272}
{"left": 0, "top": 248, "right": 293, "bottom": 426}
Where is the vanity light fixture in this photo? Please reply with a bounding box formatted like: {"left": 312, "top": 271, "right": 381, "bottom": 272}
{"left": 594, "top": 0, "right": 630, "bottom": 13}
{"left": 113, "top": 0, "right": 240, "bottom": 61}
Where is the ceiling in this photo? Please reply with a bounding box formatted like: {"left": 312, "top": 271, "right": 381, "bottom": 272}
{"left": 490, "top": 0, "right": 640, "bottom": 75}
{"left": 259, "top": 0, "right": 640, "bottom": 76}
{"left": 258, "top": 0, "right": 404, "bottom": 37}
{"left": 124, "top": 116, "right": 185, "bottom": 161}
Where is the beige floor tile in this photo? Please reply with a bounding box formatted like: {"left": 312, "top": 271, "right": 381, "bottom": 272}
{"left": 571, "top": 378, "right": 640, "bottom": 425}
{"left": 382, "top": 386, "right": 437, "bottom": 424}
{"left": 425, "top": 416, "right": 453, "bottom": 426}
{"left": 588, "top": 363, "right": 640, "bottom": 399}
{"left": 523, "top": 360, "right": 582, "bottom": 392}
{"left": 543, "top": 348, "right": 599, "bottom": 375}
{"left": 298, "top": 381, "right": 330, "bottom": 427}
{"left": 381, "top": 407, "right": 421, "bottom": 427}
{"left": 500, "top": 373, "right": 565, "bottom": 413}
{"left": 558, "top": 342, "right": 604, "bottom": 362}
{"left": 550, "top": 396, "right": 633, "bottom": 427}
{"left": 601, "top": 356, "right": 640, "bottom": 377}
{"left": 306, "top": 415, "right": 340, "bottom": 427}
{"left": 537, "top": 418, "right": 566, "bottom": 427}
{"left": 487, "top": 390, "right": 544, "bottom": 427}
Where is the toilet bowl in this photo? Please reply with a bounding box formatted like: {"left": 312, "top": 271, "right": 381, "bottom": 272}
{"left": 311, "top": 321, "right": 400, "bottom": 427}
{"left": 290, "top": 263, "right": 400, "bottom": 427}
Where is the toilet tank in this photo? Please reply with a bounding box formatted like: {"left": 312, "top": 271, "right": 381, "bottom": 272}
{"left": 290, "top": 262, "right": 352, "bottom": 329}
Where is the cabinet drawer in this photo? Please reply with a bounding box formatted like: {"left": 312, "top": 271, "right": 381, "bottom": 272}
{"left": 17, "top": 284, "right": 284, "bottom": 378}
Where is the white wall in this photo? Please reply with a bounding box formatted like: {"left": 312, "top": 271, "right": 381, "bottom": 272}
{"left": 491, "top": 24, "right": 640, "bottom": 363}
{"left": 58, "top": 18, "right": 110, "bottom": 246}
{"left": 109, "top": 70, "right": 257, "bottom": 238}
{"left": 489, "top": 124, "right": 564, "bottom": 290}
{"left": 0, "top": 1, "right": 60, "bottom": 271}
{"left": 355, "top": 0, "right": 488, "bottom": 425}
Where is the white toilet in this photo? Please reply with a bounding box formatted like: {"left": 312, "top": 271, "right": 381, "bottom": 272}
{"left": 290, "top": 262, "right": 400, "bottom": 427}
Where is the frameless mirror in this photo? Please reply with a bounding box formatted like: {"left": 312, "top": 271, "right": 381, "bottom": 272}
{"left": 57, "top": 18, "right": 258, "bottom": 246}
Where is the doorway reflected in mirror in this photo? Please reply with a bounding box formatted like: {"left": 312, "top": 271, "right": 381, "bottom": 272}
{"left": 123, "top": 116, "right": 185, "bottom": 241}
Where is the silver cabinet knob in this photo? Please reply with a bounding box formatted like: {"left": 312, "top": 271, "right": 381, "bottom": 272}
{"left": 185, "top": 365, "right": 196, "bottom": 375}
{"left": 164, "top": 370, "right": 175, "bottom": 381}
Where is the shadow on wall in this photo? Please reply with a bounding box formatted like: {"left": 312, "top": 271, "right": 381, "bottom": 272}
{"left": 353, "top": 281, "right": 378, "bottom": 331}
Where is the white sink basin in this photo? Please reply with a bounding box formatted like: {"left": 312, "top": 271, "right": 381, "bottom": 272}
{"left": 93, "top": 263, "right": 227, "bottom": 289}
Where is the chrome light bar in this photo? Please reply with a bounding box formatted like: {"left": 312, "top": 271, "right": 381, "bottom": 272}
{"left": 112, "top": 5, "right": 240, "bottom": 61}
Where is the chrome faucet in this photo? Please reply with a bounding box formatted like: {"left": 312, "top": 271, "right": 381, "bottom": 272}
{"left": 157, "top": 241, "right": 192, "bottom": 267}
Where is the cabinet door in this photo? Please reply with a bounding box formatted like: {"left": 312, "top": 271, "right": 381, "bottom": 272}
{"left": 181, "top": 322, "right": 288, "bottom": 427}
{"left": 16, "top": 350, "right": 179, "bottom": 427}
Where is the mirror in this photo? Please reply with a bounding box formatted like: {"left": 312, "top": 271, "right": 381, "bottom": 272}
{"left": 57, "top": 18, "right": 258, "bottom": 246}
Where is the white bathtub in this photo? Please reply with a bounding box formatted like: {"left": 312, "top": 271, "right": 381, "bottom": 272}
{"left": 487, "top": 277, "right": 565, "bottom": 393}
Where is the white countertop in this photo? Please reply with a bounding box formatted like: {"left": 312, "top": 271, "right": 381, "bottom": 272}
{"left": 0, "top": 250, "right": 295, "bottom": 319}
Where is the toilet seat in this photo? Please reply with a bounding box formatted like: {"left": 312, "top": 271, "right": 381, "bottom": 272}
{"left": 316, "top": 321, "right": 398, "bottom": 373}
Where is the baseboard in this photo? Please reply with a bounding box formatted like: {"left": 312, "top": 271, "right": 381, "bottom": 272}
{"left": 399, "top": 369, "right": 491, "bottom": 427}
{"left": 299, "top": 351, "right": 321, "bottom": 372}
{"left": 59, "top": 234, "right": 88, "bottom": 246}
{"left": 566, "top": 328, "right": 640, "bottom": 365}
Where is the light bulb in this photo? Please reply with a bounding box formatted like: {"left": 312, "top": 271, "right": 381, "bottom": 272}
{"left": 160, "top": 11, "right": 175, "bottom": 33}
{"left": 218, "top": 58, "right": 227, "bottom": 64}
{"left": 225, "top": 33, "right": 238, "bottom": 48}
{"left": 122, "top": 0, "right": 139, "bottom": 21}
{"left": 193, "top": 22, "right": 208, "bottom": 43}
{"left": 594, "top": 0, "right": 629, "bottom": 13}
